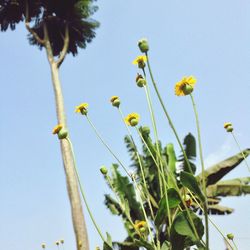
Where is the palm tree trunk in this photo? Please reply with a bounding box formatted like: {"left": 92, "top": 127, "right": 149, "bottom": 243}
{"left": 44, "top": 25, "right": 89, "bottom": 250}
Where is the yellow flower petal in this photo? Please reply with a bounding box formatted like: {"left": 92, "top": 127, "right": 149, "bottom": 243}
{"left": 75, "top": 103, "right": 89, "bottom": 113}
{"left": 52, "top": 124, "right": 63, "bottom": 134}
{"left": 132, "top": 55, "right": 147, "bottom": 65}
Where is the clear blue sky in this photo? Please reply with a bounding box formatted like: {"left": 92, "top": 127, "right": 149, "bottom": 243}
{"left": 0, "top": 0, "right": 250, "bottom": 249}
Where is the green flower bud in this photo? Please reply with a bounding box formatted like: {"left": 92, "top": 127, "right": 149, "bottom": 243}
{"left": 130, "top": 118, "right": 139, "bottom": 126}
{"left": 138, "top": 39, "right": 149, "bottom": 53}
{"left": 100, "top": 166, "right": 108, "bottom": 175}
{"left": 183, "top": 84, "right": 194, "bottom": 95}
{"left": 136, "top": 74, "right": 147, "bottom": 88}
{"left": 226, "top": 126, "right": 234, "bottom": 132}
{"left": 112, "top": 99, "right": 120, "bottom": 108}
{"left": 139, "top": 227, "right": 146, "bottom": 233}
{"left": 58, "top": 128, "right": 68, "bottom": 139}
{"left": 141, "top": 126, "right": 150, "bottom": 136}
{"left": 227, "top": 233, "right": 234, "bottom": 240}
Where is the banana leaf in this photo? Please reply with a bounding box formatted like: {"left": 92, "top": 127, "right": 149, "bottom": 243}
{"left": 196, "top": 149, "right": 250, "bottom": 186}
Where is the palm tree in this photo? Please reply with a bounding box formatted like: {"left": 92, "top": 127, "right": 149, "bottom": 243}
{"left": 104, "top": 127, "right": 250, "bottom": 249}
{"left": 0, "top": 1, "right": 99, "bottom": 249}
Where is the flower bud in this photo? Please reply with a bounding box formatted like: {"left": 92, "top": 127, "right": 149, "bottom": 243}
{"left": 55, "top": 241, "right": 60, "bottom": 246}
{"left": 58, "top": 128, "right": 68, "bottom": 140}
{"left": 183, "top": 84, "right": 194, "bottom": 95}
{"left": 60, "top": 239, "right": 64, "bottom": 244}
{"left": 41, "top": 243, "right": 46, "bottom": 249}
{"left": 138, "top": 39, "right": 149, "bottom": 53}
{"left": 141, "top": 126, "right": 150, "bottom": 136}
{"left": 136, "top": 74, "right": 147, "bottom": 87}
{"left": 75, "top": 103, "right": 88, "bottom": 115}
{"left": 183, "top": 194, "right": 192, "bottom": 207}
{"left": 125, "top": 113, "right": 140, "bottom": 127}
{"left": 227, "top": 233, "right": 234, "bottom": 240}
{"left": 100, "top": 166, "right": 108, "bottom": 175}
{"left": 224, "top": 122, "right": 233, "bottom": 132}
{"left": 110, "top": 96, "right": 120, "bottom": 108}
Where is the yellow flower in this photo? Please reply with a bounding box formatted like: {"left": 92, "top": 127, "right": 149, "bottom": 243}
{"left": 224, "top": 122, "right": 232, "bottom": 129}
{"left": 175, "top": 76, "right": 197, "bottom": 96}
{"left": 134, "top": 220, "right": 147, "bottom": 232}
{"left": 224, "top": 122, "right": 233, "bottom": 132}
{"left": 75, "top": 103, "right": 89, "bottom": 115}
{"left": 110, "top": 96, "right": 120, "bottom": 107}
{"left": 124, "top": 113, "right": 140, "bottom": 126}
{"left": 132, "top": 55, "right": 147, "bottom": 69}
{"left": 52, "top": 124, "right": 63, "bottom": 134}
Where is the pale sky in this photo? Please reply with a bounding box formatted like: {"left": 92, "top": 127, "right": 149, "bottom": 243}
{"left": 0, "top": 1, "right": 250, "bottom": 250}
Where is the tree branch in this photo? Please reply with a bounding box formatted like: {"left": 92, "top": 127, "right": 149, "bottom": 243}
{"left": 25, "top": 0, "right": 45, "bottom": 45}
{"left": 56, "top": 24, "right": 70, "bottom": 68}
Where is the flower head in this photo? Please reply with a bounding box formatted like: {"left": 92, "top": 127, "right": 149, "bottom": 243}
{"left": 183, "top": 194, "right": 192, "bottom": 207}
{"left": 110, "top": 96, "right": 120, "bottom": 108}
{"left": 52, "top": 124, "right": 68, "bottom": 139}
{"left": 52, "top": 124, "right": 63, "bottom": 134}
{"left": 132, "top": 55, "right": 147, "bottom": 69}
{"left": 227, "top": 233, "right": 234, "bottom": 240}
{"left": 41, "top": 243, "right": 46, "bottom": 249}
{"left": 60, "top": 239, "right": 64, "bottom": 244}
{"left": 55, "top": 241, "right": 60, "bottom": 246}
{"left": 175, "top": 76, "right": 197, "bottom": 96}
{"left": 224, "top": 122, "right": 233, "bottom": 132}
{"left": 134, "top": 220, "right": 147, "bottom": 232}
{"left": 75, "top": 103, "right": 89, "bottom": 115}
{"left": 100, "top": 166, "right": 108, "bottom": 175}
{"left": 136, "top": 74, "right": 147, "bottom": 87}
{"left": 138, "top": 38, "right": 149, "bottom": 53}
{"left": 125, "top": 113, "right": 140, "bottom": 127}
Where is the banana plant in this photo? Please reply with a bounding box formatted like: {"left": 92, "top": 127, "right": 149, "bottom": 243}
{"left": 103, "top": 127, "right": 250, "bottom": 249}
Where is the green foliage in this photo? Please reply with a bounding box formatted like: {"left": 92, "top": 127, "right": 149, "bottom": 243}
{"left": 103, "top": 128, "right": 250, "bottom": 249}
{"left": 0, "top": 0, "right": 99, "bottom": 56}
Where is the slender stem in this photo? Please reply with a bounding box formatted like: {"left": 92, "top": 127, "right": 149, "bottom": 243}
{"left": 145, "top": 52, "right": 193, "bottom": 174}
{"left": 132, "top": 176, "right": 157, "bottom": 250}
{"left": 232, "top": 240, "right": 239, "bottom": 250}
{"left": 231, "top": 132, "right": 250, "bottom": 172}
{"left": 85, "top": 115, "right": 131, "bottom": 177}
{"left": 143, "top": 84, "right": 164, "bottom": 196}
{"left": 190, "top": 94, "right": 209, "bottom": 249}
{"left": 106, "top": 175, "right": 139, "bottom": 234}
{"left": 118, "top": 108, "right": 155, "bottom": 220}
{"left": 188, "top": 191, "right": 235, "bottom": 250}
{"left": 67, "top": 138, "right": 106, "bottom": 242}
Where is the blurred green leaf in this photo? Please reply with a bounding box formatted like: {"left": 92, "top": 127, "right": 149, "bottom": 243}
{"left": 180, "top": 171, "right": 205, "bottom": 202}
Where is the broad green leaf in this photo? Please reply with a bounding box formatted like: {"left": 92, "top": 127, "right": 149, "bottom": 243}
{"left": 172, "top": 211, "right": 204, "bottom": 242}
{"left": 160, "top": 241, "right": 170, "bottom": 250}
{"left": 196, "top": 149, "right": 250, "bottom": 186}
{"left": 155, "top": 188, "right": 181, "bottom": 226}
{"left": 180, "top": 171, "right": 205, "bottom": 202}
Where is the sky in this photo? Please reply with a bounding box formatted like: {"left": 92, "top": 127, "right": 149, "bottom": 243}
{"left": 0, "top": 0, "right": 250, "bottom": 249}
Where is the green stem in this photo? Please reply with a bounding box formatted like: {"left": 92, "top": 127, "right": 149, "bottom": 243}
{"left": 145, "top": 52, "right": 193, "bottom": 174}
{"left": 188, "top": 191, "right": 234, "bottom": 250}
{"left": 132, "top": 176, "right": 157, "bottom": 250}
{"left": 232, "top": 240, "right": 239, "bottom": 250}
{"left": 190, "top": 94, "right": 209, "bottom": 249}
{"left": 118, "top": 108, "right": 155, "bottom": 220}
{"left": 231, "top": 132, "right": 250, "bottom": 172}
{"left": 85, "top": 115, "right": 131, "bottom": 177}
{"left": 143, "top": 84, "right": 164, "bottom": 197}
{"left": 66, "top": 138, "right": 106, "bottom": 242}
{"left": 106, "top": 175, "right": 138, "bottom": 233}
